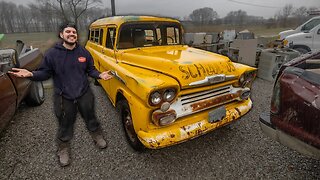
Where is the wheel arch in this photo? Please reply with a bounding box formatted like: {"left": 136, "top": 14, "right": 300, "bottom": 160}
{"left": 292, "top": 45, "right": 311, "bottom": 52}
{"left": 116, "top": 89, "right": 126, "bottom": 106}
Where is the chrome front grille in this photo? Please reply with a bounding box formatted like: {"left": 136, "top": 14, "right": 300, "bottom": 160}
{"left": 180, "top": 86, "right": 231, "bottom": 106}
{"left": 170, "top": 85, "right": 246, "bottom": 119}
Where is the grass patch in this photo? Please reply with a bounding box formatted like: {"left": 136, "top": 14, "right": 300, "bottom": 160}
{"left": 0, "top": 32, "right": 88, "bottom": 53}
{"left": 0, "top": 26, "right": 289, "bottom": 52}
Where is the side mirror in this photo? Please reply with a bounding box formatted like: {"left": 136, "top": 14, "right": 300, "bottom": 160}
{"left": 0, "top": 49, "right": 19, "bottom": 73}
{"left": 317, "top": 29, "right": 320, "bottom": 35}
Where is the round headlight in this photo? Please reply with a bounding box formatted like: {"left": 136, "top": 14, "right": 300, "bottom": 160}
{"left": 163, "top": 89, "right": 176, "bottom": 102}
{"left": 150, "top": 91, "right": 162, "bottom": 105}
{"left": 239, "top": 74, "right": 245, "bottom": 84}
{"left": 238, "top": 71, "right": 256, "bottom": 87}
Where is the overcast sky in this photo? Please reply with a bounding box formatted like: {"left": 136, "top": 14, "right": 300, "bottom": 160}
{"left": 4, "top": 0, "right": 320, "bottom": 18}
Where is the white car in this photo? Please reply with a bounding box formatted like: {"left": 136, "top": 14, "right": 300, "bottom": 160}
{"left": 283, "top": 23, "right": 320, "bottom": 53}
{"left": 279, "top": 16, "right": 320, "bottom": 40}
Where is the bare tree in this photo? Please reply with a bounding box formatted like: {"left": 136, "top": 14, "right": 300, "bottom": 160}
{"left": 224, "top": 10, "right": 248, "bottom": 25}
{"left": 16, "top": 5, "right": 34, "bottom": 33}
{"left": 189, "top": 7, "right": 218, "bottom": 24}
{"left": 293, "top": 6, "right": 308, "bottom": 24}
{"left": 0, "top": 1, "right": 110, "bottom": 33}
{"left": 282, "top": 4, "right": 294, "bottom": 19}
{"left": 35, "top": 0, "right": 102, "bottom": 28}
{"left": 0, "top": 2, "right": 16, "bottom": 33}
{"left": 0, "top": 2, "right": 7, "bottom": 33}
{"left": 275, "top": 4, "right": 294, "bottom": 27}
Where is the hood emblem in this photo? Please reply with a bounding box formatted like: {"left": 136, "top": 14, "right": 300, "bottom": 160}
{"left": 189, "top": 74, "right": 236, "bottom": 86}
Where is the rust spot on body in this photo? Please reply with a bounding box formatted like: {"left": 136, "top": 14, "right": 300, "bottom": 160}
{"left": 152, "top": 109, "right": 177, "bottom": 126}
{"left": 196, "top": 129, "right": 203, "bottom": 135}
{"left": 191, "top": 93, "right": 238, "bottom": 111}
{"left": 235, "top": 107, "right": 241, "bottom": 116}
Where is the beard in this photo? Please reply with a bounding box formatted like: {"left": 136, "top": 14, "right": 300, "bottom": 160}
{"left": 63, "top": 35, "right": 77, "bottom": 46}
{"left": 64, "top": 40, "right": 76, "bottom": 46}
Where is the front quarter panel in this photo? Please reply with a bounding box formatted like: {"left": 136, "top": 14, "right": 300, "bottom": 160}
{"left": 272, "top": 67, "right": 320, "bottom": 149}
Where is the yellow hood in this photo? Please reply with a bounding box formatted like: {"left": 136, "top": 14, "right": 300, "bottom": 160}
{"left": 118, "top": 46, "right": 237, "bottom": 88}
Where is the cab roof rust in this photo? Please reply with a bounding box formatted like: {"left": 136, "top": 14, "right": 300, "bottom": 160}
{"left": 90, "top": 16, "right": 180, "bottom": 27}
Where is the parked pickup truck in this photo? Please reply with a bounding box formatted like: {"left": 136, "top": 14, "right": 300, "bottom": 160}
{"left": 0, "top": 41, "right": 45, "bottom": 132}
{"left": 283, "top": 23, "right": 320, "bottom": 54}
{"left": 86, "top": 16, "right": 256, "bottom": 150}
{"left": 279, "top": 16, "right": 320, "bottom": 40}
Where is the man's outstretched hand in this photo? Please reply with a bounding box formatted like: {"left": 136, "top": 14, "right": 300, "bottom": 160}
{"left": 8, "top": 68, "right": 33, "bottom": 78}
{"left": 99, "top": 70, "right": 113, "bottom": 80}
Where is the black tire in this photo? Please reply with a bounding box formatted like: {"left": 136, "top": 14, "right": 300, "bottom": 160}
{"left": 117, "top": 99, "right": 144, "bottom": 151}
{"left": 25, "top": 81, "right": 45, "bottom": 106}
{"left": 294, "top": 47, "right": 309, "bottom": 54}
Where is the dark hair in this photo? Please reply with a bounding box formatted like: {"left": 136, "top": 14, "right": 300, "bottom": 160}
{"left": 58, "top": 22, "right": 77, "bottom": 38}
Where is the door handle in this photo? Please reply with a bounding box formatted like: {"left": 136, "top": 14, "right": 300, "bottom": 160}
{"left": 305, "top": 36, "right": 312, "bottom": 38}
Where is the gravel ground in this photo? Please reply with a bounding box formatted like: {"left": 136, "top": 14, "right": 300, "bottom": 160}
{"left": 0, "top": 78, "right": 319, "bottom": 180}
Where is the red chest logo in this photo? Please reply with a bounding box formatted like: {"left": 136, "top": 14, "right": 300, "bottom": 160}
{"left": 78, "top": 57, "right": 86, "bottom": 62}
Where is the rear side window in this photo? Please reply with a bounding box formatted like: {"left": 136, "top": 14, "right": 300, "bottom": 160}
{"left": 89, "top": 28, "right": 104, "bottom": 45}
{"left": 94, "top": 29, "right": 99, "bottom": 43}
{"left": 90, "top": 30, "right": 94, "bottom": 41}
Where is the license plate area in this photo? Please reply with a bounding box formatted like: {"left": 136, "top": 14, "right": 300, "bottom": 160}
{"left": 208, "top": 106, "right": 226, "bottom": 123}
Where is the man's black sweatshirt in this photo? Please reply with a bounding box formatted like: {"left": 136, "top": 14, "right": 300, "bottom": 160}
{"left": 31, "top": 42, "right": 100, "bottom": 100}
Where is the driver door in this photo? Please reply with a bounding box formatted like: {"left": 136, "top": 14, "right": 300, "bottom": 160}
{"left": 100, "top": 26, "right": 117, "bottom": 100}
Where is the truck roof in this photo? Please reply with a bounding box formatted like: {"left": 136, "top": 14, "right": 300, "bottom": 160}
{"left": 90, "top": 16, "right": 180, "bottom": 27}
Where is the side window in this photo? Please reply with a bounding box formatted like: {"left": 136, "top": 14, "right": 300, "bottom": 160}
{"left": 166, "top": 27, "right": 180, "bottom": 45}
{"left": 106, "top": 27, "right": 116, "bottom": 49}
{"left": 156, "top": 28, "right": 161, "bottom": 45}
{"left": 175, "top": 28, "right": 180, "bottom": 44}
{"left": 90, "top": 30, "right": 94, "bottom": 41}
{"left": 99, "top": 29, "right": 104, "bottom": 45}
{"left": 302, "top": 19, "right": 320, "bottom": 31}
{"left": 94, "top": 29, "right": 99, "bottom": 43}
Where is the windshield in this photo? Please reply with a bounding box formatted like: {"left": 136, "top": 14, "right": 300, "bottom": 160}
{"left": 117, "top": 22, "right": 181, "bottom": 49}
{"left": 301, "top": 18, "right": 320, "bottom": 31}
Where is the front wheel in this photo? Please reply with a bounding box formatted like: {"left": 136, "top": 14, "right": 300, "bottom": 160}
{"left": 25, "top": 81, "right": 45, "bottom": 106}
{"left": 117, "top": 100, "right": 144, "bottom": 151}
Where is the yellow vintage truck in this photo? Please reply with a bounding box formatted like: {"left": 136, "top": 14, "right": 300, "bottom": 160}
{"left": 86, "top": 16, "right": 256, "bottom": 150}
